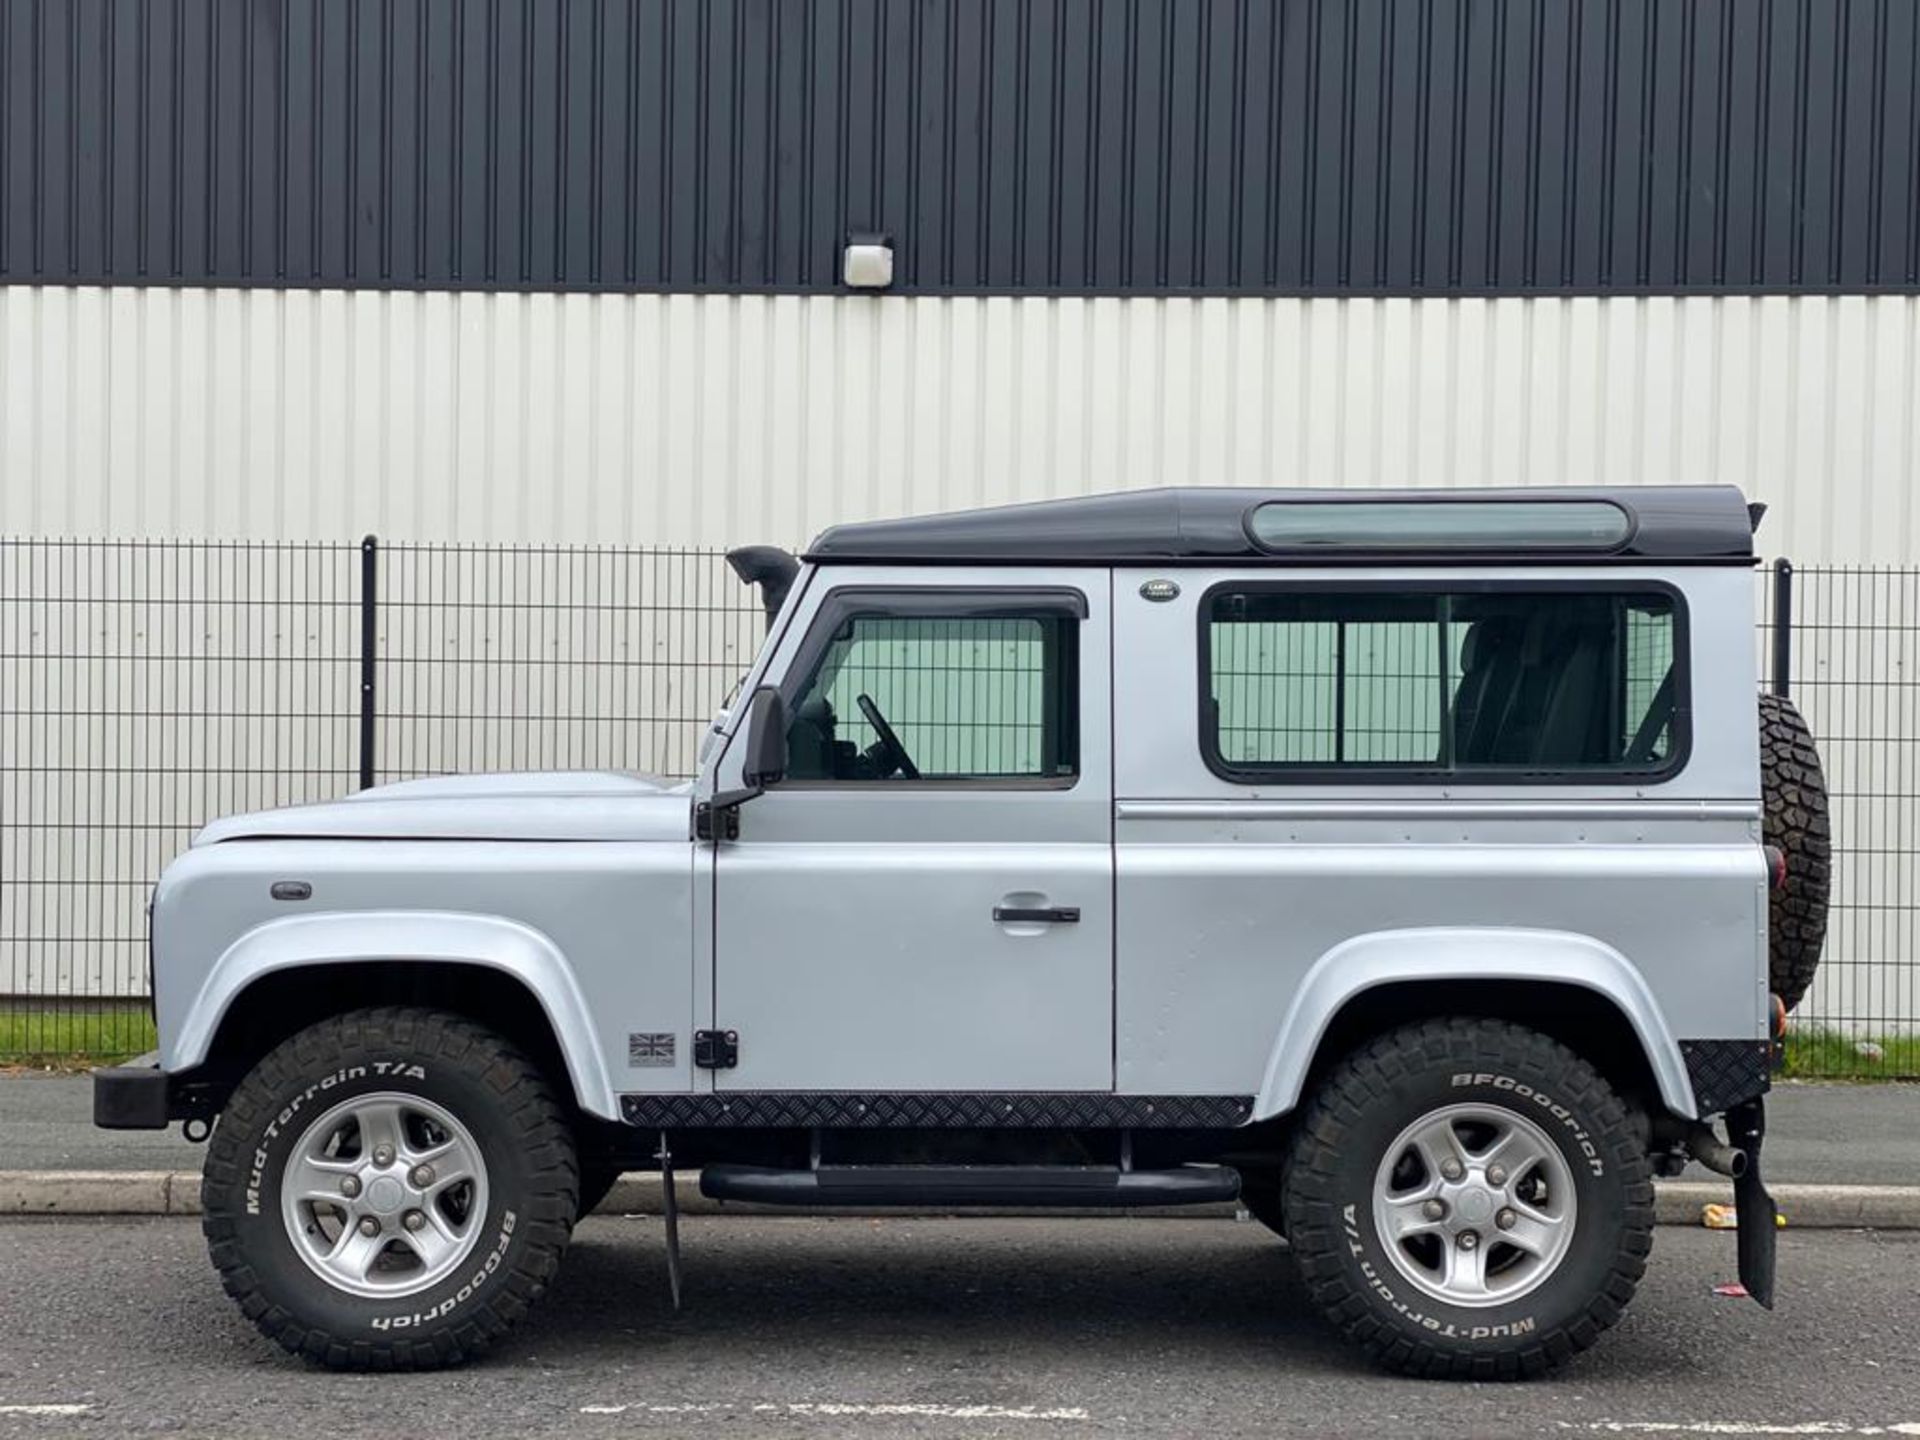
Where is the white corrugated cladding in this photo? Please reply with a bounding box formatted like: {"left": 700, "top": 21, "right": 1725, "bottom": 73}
{"left": 3, "top": 287, "right": 1916, "bottom": 1024}
{"left": 2, "top": 287, "right": 1916, "bottom": 562}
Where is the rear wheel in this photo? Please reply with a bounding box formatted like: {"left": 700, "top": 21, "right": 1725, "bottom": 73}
{"left": 1236, "top": 1173, "right": 1287, "bottom": 1238}
{"left": 1283, "top": 1018, "right": 1653, "bottom": 1379}
{"left": 201, "top": 1006, "right": 579, "bottom": 1369}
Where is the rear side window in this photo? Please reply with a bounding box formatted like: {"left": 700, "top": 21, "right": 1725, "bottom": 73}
{"left": 1203, "top": 586, "right": 1685, "bottom": 780}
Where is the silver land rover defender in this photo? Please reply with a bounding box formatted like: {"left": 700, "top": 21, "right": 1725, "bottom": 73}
{"left": 97, "top": 485, "right": 1830, "bottom": 1378}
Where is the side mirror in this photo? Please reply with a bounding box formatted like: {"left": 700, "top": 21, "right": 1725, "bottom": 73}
{"left": 741, "top": 685, "right": 788, "bottom": 788}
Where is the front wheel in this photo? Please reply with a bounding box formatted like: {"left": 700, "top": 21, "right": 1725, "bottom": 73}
{"left": 201, "top": 1006, "right": 580, "bottom": 1369}
{"left": 1283, "top": 1019, "right": 1653, "bottom": 1379}
{"left": 577, "top": 1161, "right": 625, "bottom": 1217}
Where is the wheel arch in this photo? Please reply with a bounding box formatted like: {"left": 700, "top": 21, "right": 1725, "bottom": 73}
{"left": 1253, "top": 928, "right": 1695, "bottom": 1122}
{"left": 168, "top": 911, "right": 619, "bottom": 1119}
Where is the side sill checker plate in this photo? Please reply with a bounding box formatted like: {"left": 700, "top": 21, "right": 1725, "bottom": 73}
{"left": 620, "top": 1093, "right": 1255, "bottom": 1130}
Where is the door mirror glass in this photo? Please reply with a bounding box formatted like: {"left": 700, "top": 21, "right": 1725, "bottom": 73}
{"left": 741, "top": 685, "right": 789, "bottom": 787}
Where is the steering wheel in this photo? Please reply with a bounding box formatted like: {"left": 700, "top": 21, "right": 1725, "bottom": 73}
{"left": 856, "top": 693, "right": 921, "bottom": 779}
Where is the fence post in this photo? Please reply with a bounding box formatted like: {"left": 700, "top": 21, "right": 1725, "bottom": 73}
{"left": 1771, "top": 557, "right": 1793, "bottom": 698}
{"left": 359, "top": 535, "right": 379, "bottom": 789}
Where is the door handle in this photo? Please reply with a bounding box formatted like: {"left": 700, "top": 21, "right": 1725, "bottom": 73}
{"left": 992, "top": 906, "right": 1081, "bottom": 924}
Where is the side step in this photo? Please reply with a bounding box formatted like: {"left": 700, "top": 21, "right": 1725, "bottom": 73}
{"left": 698, "top": 1163, "right": 1240, "bottom": 1209}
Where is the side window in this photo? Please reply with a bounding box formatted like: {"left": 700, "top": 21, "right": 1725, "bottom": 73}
{"left": 784, "top": 604, "right": 1079, "bottom": 783}
{"left": 1204, "top": 587, "right": 1683, "bottom": 779}
{"left": 1210, "top": 594, "right": 1443, "bottom": 765}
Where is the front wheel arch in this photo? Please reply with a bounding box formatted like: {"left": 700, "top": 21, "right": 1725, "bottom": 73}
{"left": 191, "top": 959, "right": 586, "bottom": 1123}
{"left": 169, "top": 912, "right": 618, "bottom": 1120}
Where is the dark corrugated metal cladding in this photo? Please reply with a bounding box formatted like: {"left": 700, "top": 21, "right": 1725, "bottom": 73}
{"left": 3, "top": 0, "right": 1917, "bottom": 296}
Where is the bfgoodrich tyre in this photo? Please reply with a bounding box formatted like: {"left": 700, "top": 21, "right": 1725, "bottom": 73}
{"left": 1283, "top": 1019, "right": 1653, "bottom": 1380}
{"left": 1759, "top": 692, "right": 1831, "bottom": 1011}
{"left": 201, "top": 1006, "right": 579, "bottom": 1369}
{"left": 576, "top": 1161, "right": 624, "bottom": 1217}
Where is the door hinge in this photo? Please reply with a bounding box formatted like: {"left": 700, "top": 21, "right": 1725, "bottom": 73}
{"left": 693, "top": 1029, "right": 739, "bottom": 1070}
{"left": 694, "top": 802, "right": 740, "bottom": 842}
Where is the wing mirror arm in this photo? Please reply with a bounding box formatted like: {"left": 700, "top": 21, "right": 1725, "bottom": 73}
{"left": 699, "top": 686, "right": 787, "bottom": 838}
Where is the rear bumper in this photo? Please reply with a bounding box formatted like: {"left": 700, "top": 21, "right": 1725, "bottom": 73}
{"left": 1680, "top": 1038, "right": 1775, "bottom": 1117}
{"left": 92, "top": 1063, "right": 176, "bottom": 1129}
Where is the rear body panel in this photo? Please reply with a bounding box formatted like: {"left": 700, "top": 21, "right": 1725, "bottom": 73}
{"left": 1108, "top": 564, "right": 1768, "bottom": 1113}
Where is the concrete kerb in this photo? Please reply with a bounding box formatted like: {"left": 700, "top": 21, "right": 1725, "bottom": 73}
{"left": 4, "top": 1171, "right": 1919, "bottom": 1228}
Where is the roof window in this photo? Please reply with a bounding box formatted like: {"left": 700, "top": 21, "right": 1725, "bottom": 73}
{"left": 1246, "top": 499, "right": 1633, "bottom": 554}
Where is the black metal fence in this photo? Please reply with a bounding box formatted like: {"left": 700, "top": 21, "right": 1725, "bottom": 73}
{"left": 0, "top": 539, "right": 761, "bottom": 1059}
{"left": 1, "top": 541, "right": 1914, "bottom": 1075}
{"left": 1768, "top": 563, "right": 1920, "bottom": 1076}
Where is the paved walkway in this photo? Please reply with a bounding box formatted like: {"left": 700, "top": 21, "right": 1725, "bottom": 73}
{"left": 2, "top": 1072, "right": 1914, "bottom": 1183}
{"left": 3, "top": 1073, "right": 200, "bottom": 1172}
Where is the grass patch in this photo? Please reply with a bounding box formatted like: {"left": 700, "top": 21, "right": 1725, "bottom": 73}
{"left": 1780, "top": 1026, "right": 1920, "bottom": 1081}
{"left": 6, "top": 1005, "right": 1913, "bottom": 1081}
{"left": 0, "top": 1004, "right": 157, "bottom": 1069}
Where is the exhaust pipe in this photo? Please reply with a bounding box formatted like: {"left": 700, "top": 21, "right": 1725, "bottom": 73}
{"left": 1684, "top": 1123, "right": 1750, "bottom": 1179}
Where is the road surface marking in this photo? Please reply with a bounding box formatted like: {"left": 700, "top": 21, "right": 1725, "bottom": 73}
{"left": 1572, "top": 1424, "right": 1920, "bottom": 1436}
{"left": 581, "top": 1401, "right": 1089, "bottom": 1422}
{"left": 0, "top": 1406, "right": 94, "bottom": 1418}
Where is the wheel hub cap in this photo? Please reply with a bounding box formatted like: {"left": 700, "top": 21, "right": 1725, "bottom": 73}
{"left": 1453, "top": 1186, "right": 1494, "bottom": 1225}
{"left": 279, "top": 1090, "right": 490, "bottom": 1300}
{"left": 1371, "top": 1101, "right": 1578, "bottom": 1309}
{"left": 365, "top": 1175, "right": 407, "bottom": 1215}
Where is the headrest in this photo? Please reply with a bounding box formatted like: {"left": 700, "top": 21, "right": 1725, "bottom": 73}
{"left": 1460, "top": 617, "right": 1518, "bottom": 671}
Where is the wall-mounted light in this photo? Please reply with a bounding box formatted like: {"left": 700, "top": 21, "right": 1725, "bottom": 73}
{"left": 842, "top": 233, "right": 894, "bottom": 289}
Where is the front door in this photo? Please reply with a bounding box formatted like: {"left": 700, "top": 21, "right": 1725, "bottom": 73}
{"left": 711, "top": 569, "right": 1114, "bottom": 1093}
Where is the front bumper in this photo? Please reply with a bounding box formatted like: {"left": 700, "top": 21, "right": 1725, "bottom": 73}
{"left": 92, "top": 1062, "right": 176, "bottom": 1129}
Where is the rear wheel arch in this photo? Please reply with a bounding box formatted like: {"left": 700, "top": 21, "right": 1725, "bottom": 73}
{"left": 1254, "top": 929, "right": 1696, "bottom": 1123}
{"left": 1301, "top": 979, "right": 1663, "bottom": 1125}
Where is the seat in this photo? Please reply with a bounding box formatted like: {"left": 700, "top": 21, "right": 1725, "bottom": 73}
{"left": 1532, "top": 619, "right": 1612, "bottom": 765}
{"left": 785, "top": 694, "right": 840, "bottom": 778}
{"left": 1487, "top": 611, "right": 1613, "bottom": 767}
{"left": 1452, "top": 617, "right": 1524, "bottom": 764}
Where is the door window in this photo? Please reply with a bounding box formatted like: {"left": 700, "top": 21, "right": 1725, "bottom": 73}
{"left": 783, "top": 599, "right": 1079, "bottom": 783}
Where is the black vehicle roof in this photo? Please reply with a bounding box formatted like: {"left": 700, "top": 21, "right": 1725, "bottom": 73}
{"left": 804, "top": 485, "right": 1757, "bottom": 566}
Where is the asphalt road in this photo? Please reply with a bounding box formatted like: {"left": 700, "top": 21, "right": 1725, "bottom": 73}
{"left": 1, "top": 1216, "right": 1916, "bottom": 1439}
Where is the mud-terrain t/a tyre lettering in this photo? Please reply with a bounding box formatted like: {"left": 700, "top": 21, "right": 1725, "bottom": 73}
{"left": 1282, "top": 1019, "right": 1654, "bottom": 1380}
{"left": 200, "top": 1006, "right": 580, "bottom": 1369}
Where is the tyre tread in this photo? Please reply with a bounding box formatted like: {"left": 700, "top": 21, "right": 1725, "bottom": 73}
{"left": 1283, "top": 1017, "right": 1654, "bottom": 1381}
{"left": 1758, "top": 693, "right": 1832, "bottom": 1011}
{"left": 200, "top": 1005, "right": 579, "bottom": 1371}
